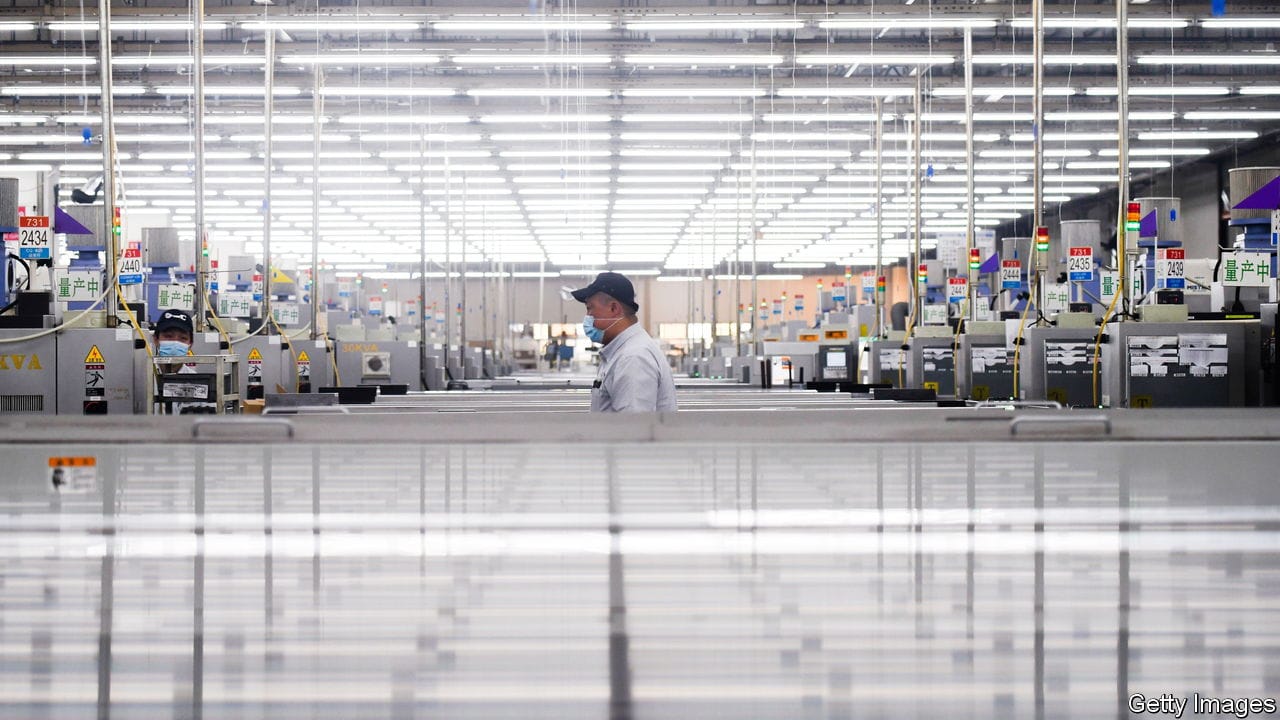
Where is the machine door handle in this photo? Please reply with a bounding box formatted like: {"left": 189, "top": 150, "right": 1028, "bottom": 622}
{"left": 1008, "top": 414, "right": 1111, "bottom": 436}
{"left": 192, "top": 418, "right": 295, "bottom": 440}
{"left": 976, "top": 400, "right": 1063, "bottom": 410}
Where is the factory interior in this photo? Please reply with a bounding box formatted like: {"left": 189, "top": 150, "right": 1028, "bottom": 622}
{"left": 1, "top": 0, "right": 1279, "bottom": 717}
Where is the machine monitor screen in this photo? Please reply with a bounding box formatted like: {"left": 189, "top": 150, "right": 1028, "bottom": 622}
{"left": 825, "top": 351, "right": 846, "bottom": 368}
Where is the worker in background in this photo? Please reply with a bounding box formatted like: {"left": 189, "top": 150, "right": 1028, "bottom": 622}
{"left": 153, "top": 309, "right": 214, "bottom": 414}
{"left": 571, "top": 272, "right": 677, "bottom": 413}
{"left": 154, "top": 308, "right": 194, "bottom": 364}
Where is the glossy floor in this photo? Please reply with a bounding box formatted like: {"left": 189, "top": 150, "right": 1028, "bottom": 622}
{"left": 1, "top": 440, "right": 1277, "bottom": 719}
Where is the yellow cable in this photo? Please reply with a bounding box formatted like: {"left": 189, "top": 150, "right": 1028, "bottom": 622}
{"left": 1091, "top": 281, "right": 1123, "bottom": 408}
{"left": 1011, "top": 273, "right": 1040, "bottom": 400}
{"left": 115, "top": 279, "right": 155, "bottom": 363}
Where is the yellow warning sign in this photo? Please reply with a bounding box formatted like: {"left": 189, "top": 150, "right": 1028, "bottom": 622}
{"left": 247, "top": 348, "right": 263, "bottom": 361}
{"left": 84, "top": 345, "right": 105, "bottom": 364}
{"left": 297, "top": 350, "right": 310, "bottom": 363}
{"left": 923, "top": 381, "right": 940, "bottom": 392}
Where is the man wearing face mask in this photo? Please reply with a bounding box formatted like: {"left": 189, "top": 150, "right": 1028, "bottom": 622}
{"left": 154, "top": 309, "right": 194, "bottom": 364}
{"left": 153, "top": 309, "right": 213, "bottom": 414}
{"left": 571, "top": 272, "right": 677, "bottom": 413}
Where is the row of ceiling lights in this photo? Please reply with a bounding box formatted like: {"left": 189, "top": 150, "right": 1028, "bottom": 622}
{"left": 3, "top": 15, "right": 1278, "bottom": 32}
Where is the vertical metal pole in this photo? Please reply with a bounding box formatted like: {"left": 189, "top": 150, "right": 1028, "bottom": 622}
{"left": 262, "top": 32, "right": 275, "bottom": 329}
{"left": 418, "top": 135, "right": 429, "bottom": 385}
{"left": 965, "top": 28, "right": 977, "bottom": 320}
{"left": 913, "top": 71, "right": 924, "bottom": 315}
{"left": 98, "top": 0, "right": 118, "bottom": 327}
{"left": 310, "top": 65, "right": 322, "bottom": 339}
{"left": 537, "top": 260, "right": 545, "bottom": 329}
{"left": 749, "top": 137, "right": 759, "bottom": 354}
{"left": 873, "top": 97, "right": 885, "bottom": 337}
{"left": 1033, "top": 0, "right": 1046, "bottom": 288}
{"left": 460, "top": 176, "right": 468, "bottom": 371}
{"left": 711, "top": 200, "right": 719, "bottom": 350}
{"left": 1117, "top": 0, "right": 1131, "bottom": 311}
{"left": 193, "top": 0, "right": 207, "bottom": 330}
{"left": 734, "top": 155, "right": 743, "bottom": 356}
{"left": 444, "top": 161, "right": 452, "bottom": 360}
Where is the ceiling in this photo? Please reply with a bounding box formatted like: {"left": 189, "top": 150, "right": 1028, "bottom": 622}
{"left": 2, "top": 1, "right": 1279, "bottom": 275}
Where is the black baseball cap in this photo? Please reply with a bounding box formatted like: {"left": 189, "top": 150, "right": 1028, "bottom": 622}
{"left": 154, "top": 309, "right": 193, "bottom": 336}
{"left": 570, "top": 272, "right": 640, "bottom": 313}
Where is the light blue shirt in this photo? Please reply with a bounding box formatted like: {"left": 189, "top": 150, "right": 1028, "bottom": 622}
{"left": 591, "top": 322, "right": 678, "bottom": 413}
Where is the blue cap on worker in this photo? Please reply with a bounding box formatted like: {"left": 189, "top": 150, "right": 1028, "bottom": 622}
{"left": 570, "top": 272, "right": 640, "bottom": 314}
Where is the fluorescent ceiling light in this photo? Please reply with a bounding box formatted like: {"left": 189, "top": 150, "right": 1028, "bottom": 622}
{"left": 1, "top": 85, "right": 145, "bottom": 96}
{"left": 818, "top": 18, "right": 998, "bottom": 29}
{"left": 1086, "top": 86, "right": 1230, "bottom": 96}
{"left": 338, "top": 114, "right": 470, "bottom": 124}
{"left": 241, "top": 19, "right": 420, "bottom": 31}
{"left": 1201, "top": 18, "right": 1280, "bottom": 29}
{"left": 620, "top": 149, "right": 730, "bottom": 158}
{"left": 1238, "top": 87, "right": 1280, "bottom": 96}
{"left": 0, "top": 56, "right": 95, "bottom": 67}
{"left": 158, "top": 85, "right": 301, "bottom": 96}
{"left": 501, "top": 150, "right": 613, "bottom": 158}
{"left": 1138, "top": 54, "right": 1280, "bottom": 66}
{"left": 621, "top": 132, "right": 738, "bottom": 141}
{"left": 323, "top": 87, "right": 456, "bottom": 97}
{"left": 778, "top": 87, "right": 914, "bottom": 98}
{"left": 432, "top": 19, "right": 611, "bottom": 31}
{"left": 795, "top": 53, "right": 954, "bottom": 66}
{"left": 1099, "top": 147, "right": 1211, "bottom": 157}
{"left": 1008, "top": 17, "right": 1188, "bottom": 29}
{"left": 282, "top": 53, "right": 441, "bottom": 65}
{"left": 0, "top": 22, "right": 36, "bottom": 31}
{"left": 972, "top": 54, "right": 1116, "bottom": 65}
{"left": 622, "top": 113, "right": 751, "bottom": 123}
{"left": 481, "top": 113, "right": 611, "bottom": 124}
{"left": 362, "top": 132, "right": 481, "bottom": 142}
{"left": 624, "top": 54, "right": 783, "bottom": 66}
{"left": 933, "top": 86, "right": 1076, "bottom": 97}
{"left": 1183, "top": 110, "right": 1280, "bottom": 120}
{"left": 624, "top": 18, "right": 804, "bottom": 31}
{"left": 764, "top": 113, "right": 880, "bottom": 123}
{"left": 113, "top": 55, "right": 263, "bottom": 67}
{"left": 48, "top": 20, "right": 229, "bottom": 31}
{"left": 1046, "top": 111, "right": 1175, "bottom": 121}
{"left": 453, "top": 54, "right": 611, "bottom": 65}
{"left": 467, "top": 88, "right": 610, "bottom": 98}
{"left": 1138, "top": 130, "right": 1258, "bottom": 141}
{"left": 491, "top": 132, "right": 611, "bottom": 142}
{"left": 0, "top": 114, "right": 49, "bottom": 124}
{"left": 622, "top": 88, "right": 764, "bottom": 98}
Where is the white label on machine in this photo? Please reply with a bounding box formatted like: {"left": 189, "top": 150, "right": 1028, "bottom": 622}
{"left": 48, "top": 457, "right": 96, "bottom": 494}
{"left": 1042, "top": 283, "right": 1069, "bottom": 313}
{"left": 117, "top": 246, "right": 144, "bottom": 285}
{"left": 1272, "top": 209, "right": 1279, "bottom": 246}
{"left": 271, "top": 302, "right": 300, "bottom": 326}
{"left": 53, "top": 269, "right": 103, "bottom": 303}
{"left": 1222, "top": 252, "right": 1273, "bottom": 287}
{"left": 218, "top": 291, "right": 254, "bottom": 317}
{"left": 937, "top": 232, "right": 965, "bottom": 270}
{"left": 861, "top": 271, "right": 875, "bottom": 292}
{"left": 1099, "top": 270, "right": 1120, "bottom": 306}
{"left": 157, "top": 283, "right": 196, "bottom": 311}
{"left": 1156, "top": 248, "right": 1185, "bottom": 289}
{"left": 1067, "top": 246, "right": 1094, "bottom": 282}
{"left": 1001, "top": 260, "right": 1022, "bottom": 290}
{"left": 18, "top": 216, "right": 51, "bottom": 260}
{"left": 947, "top": 277, "right": 967, "bottom": 303}
{"left": 972, "top": 304, "right": 994, "bottom": 322}
{"left": 922, "top": 304, "right": 948, "bottom": 325}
